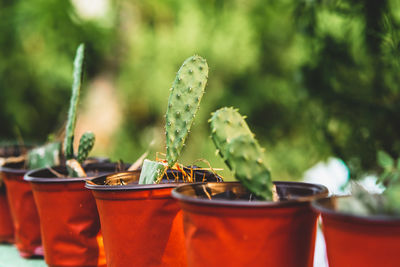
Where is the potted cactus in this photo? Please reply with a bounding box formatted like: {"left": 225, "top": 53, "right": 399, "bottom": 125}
{"left": 86, "top": 55, "right": 221, "bottom": 267}
{"left": 312, "top": 151, "right": 400, "bottom": 267}
{"left": 24, "top": 44, "right": 120, "bottom": 267}
{"left": 172, "top": 107, "right": 328, "bottom": 267}
{"left": 0, "top": 142, "right": 61, "bottom": 258}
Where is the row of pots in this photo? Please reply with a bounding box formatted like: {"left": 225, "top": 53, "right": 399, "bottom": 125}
{"left": 0, "top": 157, "right": 399, "bottom": 266}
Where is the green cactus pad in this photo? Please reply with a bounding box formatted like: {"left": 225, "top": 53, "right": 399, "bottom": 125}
{"left": 27, "top": 142, "right": 61, "bottom": 170}
{"left": 209, "top": 107, "right": 253, "bottom": 168}
{"left": 77, "top": 131, "right": 95, "bottom": 164}
{"left": 166, "top": 55, "right": 208, "bottom": 167}
{"left": 64, "top": 43, "right": 85, "bottom": 160}
{"left": 209, "top": 107, "right": 273, "bottom": 200}
{"left": 226, "top": 135, "right": 272, "bottom": 200}
{"left": 138, "top": 159, "right": 167, "bottom": 184}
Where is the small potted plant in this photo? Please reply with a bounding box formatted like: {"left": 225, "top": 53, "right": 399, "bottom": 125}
{"left": 172, "top": 107, "right": 328, "bottom": 267}
{"left": 312, "top": 150, "right": 400, "bottom": 267}
{"left": 24, "top": 44, "right": 121, "bottom": 267}
{"left": 86, "top": 55, "right": 221, "bottom": 267}
{"left": 1, "top": 142, "right": 60, "bottom": 257}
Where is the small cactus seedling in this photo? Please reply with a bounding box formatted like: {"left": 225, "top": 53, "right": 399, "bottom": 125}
{"left": 139, "top": 55, "right": 208, "bottom": 184}
{"left": 210, "top": 107, "right": 274, "bottom": 200}
{"left": 77, "top": 131, "right": 95, "bottom": 164}
{"left": 63, "top": 44, "right": 96, "bottom": 177}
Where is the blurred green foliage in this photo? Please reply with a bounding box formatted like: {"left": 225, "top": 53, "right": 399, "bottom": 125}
{"left": 1, "top": 0, "right": 400, "bottom": 180}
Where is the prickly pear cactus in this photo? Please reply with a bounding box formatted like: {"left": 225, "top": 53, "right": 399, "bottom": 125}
{"left": 27, "top": 142, "right": 61, "bottom": 169}
{"left": 210, "top": 107, "right": 273, "bottom": 200}
{"left": 64, "top": 43, "right": 85, "bottom": 160}
{"left": 166, "top": 55, "right": 208, "bottom": 167}
{"left": 77, "top": 131, "right": 95, "bottom": 164}
{"left": 209, "top": 107, "right": 253, "bottom": 168}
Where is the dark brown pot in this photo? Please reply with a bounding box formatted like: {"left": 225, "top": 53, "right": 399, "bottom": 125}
{"left": 2, "top": 163, "right": 43, "bottom": 258}
{"left": 24, "top": 163, "right": 124, "bottom": 267}
{"left": 86, "top": 169, "right": 221, "bottom": 267}
{"left": 313, "top": 196, "right": 400, "bottom": 267}
{"left": 172, "top": 181, "right": 328, "bottom": 267}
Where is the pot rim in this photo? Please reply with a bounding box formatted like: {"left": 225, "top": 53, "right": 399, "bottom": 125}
{"left": 312, "top": 196, "right": 400, "bottom": 223}
{"left": 1, "top": 165, "right": 28, "bottom": 175}
{"left": 171, "top": 181, "right": 328, "bottom": 208}
{"left": 24, "top": 163, "right": 127, "bottom": 183}
{"left": 85, "top": 169, "right": 221, "bottom": 191}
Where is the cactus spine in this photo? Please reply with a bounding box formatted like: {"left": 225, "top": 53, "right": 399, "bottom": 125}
{"left": 64, "top": 43, "right": 85, "bottom": 160}
{"left": 210, "top": 107, "right": 273, "bottom": 200}
{"left": 77, "top": 131, "right": 95, "bottom": 164}
{"left": 166, "top": 55, "right": 208, "bottom": 167}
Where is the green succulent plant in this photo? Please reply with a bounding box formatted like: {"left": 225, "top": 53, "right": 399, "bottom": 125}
{"left": 63, "top": 43, "right": 96, "bottom": 177}
{"left": 138, "top": 55, "right": 208, "bottom": 184}
{"left": 209, "top": 107, "right": 274, "bottom": 200}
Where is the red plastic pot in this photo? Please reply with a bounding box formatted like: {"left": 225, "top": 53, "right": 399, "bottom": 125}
{"left": 172, "top": 181, "right": 328, "bottom": 267}
{"left": 313, "top": 196, "right": 400, "bottom": 267}
{"left": 86, "top": 169, "right": 221, "bottom": 267}
{"left": 2, "top": 163, "right": 43, "bottom": 258}
{"left": 24, "top": 163, "right": 121, "bottom": 267}
{"left": 0, "top": 185, "right": 14, "bottom": 243}
{"left": 0, "top": 145, "right": 30, "bottom": 245}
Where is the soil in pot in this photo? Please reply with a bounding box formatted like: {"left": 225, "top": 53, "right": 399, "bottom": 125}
{"left": 313, "top": 196, "right": 400, "bottom": 267}
{"left": 24, "top": 162, "right": 126, "bottom": 267}
{"left": 86, "top": 168, "right": 221, "bottom": 267}
{"left": 171, "top": 181, "right": 328, "bottom": 267}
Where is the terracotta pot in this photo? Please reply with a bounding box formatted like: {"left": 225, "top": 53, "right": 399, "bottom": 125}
{"left": 24, "top": 163, "right": 123, "bottom": 267}
{"left": 0, "top": 185, "right": 14, "bottom": 243}
{"left": 86, "top": 168, "right": 221, "bottom": 267}
{"left": 2, "top": 163, "right": 43, "bottom": 258}
{"left": 171, "top": 181, "right": 328, "bottom": 267}
{"left": 313, "top": 196, "right": 400, "bottom": 267}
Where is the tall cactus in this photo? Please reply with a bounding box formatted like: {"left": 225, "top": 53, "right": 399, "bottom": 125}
{"left": 210, "top": 107, "right": 273, "bottom": 200}
{"left": 139, "top": 55, "right": 208, "bottom": 184}
{"left": 166, "top": 55, "right": 208, "bottom": 167}
{"left": 62, "top": 44, "right": 95, "bottom": 177}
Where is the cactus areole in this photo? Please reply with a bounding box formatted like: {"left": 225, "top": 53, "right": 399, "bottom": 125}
{"left": 166, "top": 55, "right": 208, "bottom": 167}
{"left": 210, "top": 107, "right": 274, "bottom": 200}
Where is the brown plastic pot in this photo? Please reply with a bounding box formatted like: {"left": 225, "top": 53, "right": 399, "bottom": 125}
{"left": 171, "top": 181, "right": 328, "bottom": 267}
{"left": 313, "top": 196, "right": 400, "bottom": 267}
{"left": 24, "top": 163, "right": 124, "bottom": 267}
{"left": 86, "top": 168, "right": 221, "bottom": 267}
{"left": 2, "top": 162, "right": 43, "bottom": 258}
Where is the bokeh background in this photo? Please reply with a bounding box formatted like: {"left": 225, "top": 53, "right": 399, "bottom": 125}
{"left": 1, "top": 0, "right": 400, "bottom": 181}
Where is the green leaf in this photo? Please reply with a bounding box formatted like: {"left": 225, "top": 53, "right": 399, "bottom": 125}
{"left": 138, "top": 159, "right": 167, "bottom": 184}
{"left": 27, "top": 142, "right": 61, "bottom": 169}
{"left": 377, "top": 150, "right": 394, "bottom": 170}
